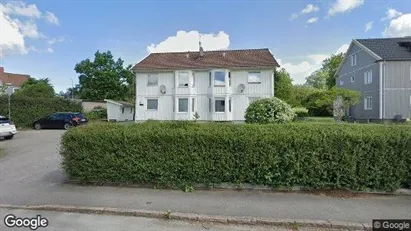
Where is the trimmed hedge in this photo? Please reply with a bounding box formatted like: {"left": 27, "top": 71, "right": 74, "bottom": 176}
{"left": 0, "top": 95, "right": 83, "bottom": 128}
{"left": 61, "top": 122, "right": 411, "bottom": 191}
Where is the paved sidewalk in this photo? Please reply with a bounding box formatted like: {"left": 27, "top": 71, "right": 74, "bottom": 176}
{"left": 0, "top": 130, "right": 410, "bottom": 226}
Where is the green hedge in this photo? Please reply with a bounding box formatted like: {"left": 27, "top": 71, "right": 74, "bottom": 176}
{"left": 0, "top": 95, "right": 83, "bottom": 128}
{"left": 60, "top": 122, "right": 411, "bottom": 191}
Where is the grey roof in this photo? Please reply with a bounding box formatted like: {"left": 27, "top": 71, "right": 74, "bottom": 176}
{"left": 356, "top": 37, "right": 411, "bottom": 61}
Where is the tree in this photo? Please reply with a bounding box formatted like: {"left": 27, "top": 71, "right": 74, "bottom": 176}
{"left": 305, "top": 70, "right": 327, "bottom": 89}
{"left": 21, "top": 77, "right": 52, "bottom": 88}
{"left": 14, "top": 82, "right": 55, "bottom": 98}
{"left": 288, "top": 85, "right": 320, "bottom": 108}
{"left": 274, "top": 68, "right": 293, "bottom": 104}
{"left": 304, "top": 53, "right": 345, "bottom": 89}
{"left": 74, "top": 50, "right": 134, "bottom": 100}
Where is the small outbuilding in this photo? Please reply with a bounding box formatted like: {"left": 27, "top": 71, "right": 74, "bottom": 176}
{"left": 104, "top": 99, "right": 134, "bottom": 122}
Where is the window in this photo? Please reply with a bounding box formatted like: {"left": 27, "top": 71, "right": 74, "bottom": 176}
{"left": 130, "top": 107, "right": 133, "bottom": 114}
{"left": 215, "top": 98, "right": 225, "bottom": 112}
{"left": 364, "top": 96, "right": 372, "bottom": 110}
{"left": 351, "top": 76, "right": 355, "bottom": 83}
{"left": 214, "top": 71, "right": 225, "bottom": 86}
{"left": 249, "top": 97, "right": 260, "bottom": 104}
{"left": 192, "top": 98, "right": 195, "bottom": 112}
{"left": 340, "top": 79, "right": 344, "bottom": 86}
{"left": 147, "top": 74, "right": 158, "bottom": 86}
{"left": 147, "top": 99, "right": 158, "bottom": 110}
{"left": 178, "top": 98, "right": 188, "bottom": 112}
{"left": 351, "top": 54, "right": 357, "bottom": 66}
{"left": 248, "top": 72, "right": 261, "bottom": 84}
{"left": 178, "top": 72, "right": 189, "bottom": 87}
{"left": 121, "top": 107, "right": 124, "bottom": 113}
{"left": 192, "top": 73, "right": 195, "bottom": 87}
{"left": 364, "top": 70, "right": 372, "bottom": 84}
{"left": 228, "top": 72, "right": 231, "bottom": 86}
{"left": 209, "top": 72, "right": 212, "bottom": 86}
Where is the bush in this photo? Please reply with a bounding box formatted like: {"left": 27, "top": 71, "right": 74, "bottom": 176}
{"left": 61, "top": 122, "right": 411, "bottom": 191}
{"left": 0, "top": 95, "right": 82, "bottom": 128}
{"left": 292, "top": 107, "right": 309, "bottom": 118}
{"left": 85, "top": 106, "right": 107, "bottom": 120}
{"left": 245, "top": 97, "right": 295, "bottom": 123}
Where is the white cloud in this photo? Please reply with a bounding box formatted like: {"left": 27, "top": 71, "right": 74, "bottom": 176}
{"left": 47, "top": 36, "right": 65, "bottom": 45}
{"left": 279, "top": 44, "right": 349, "bottom": 84}
{"left": 47, "top": 47, "right": 53, "bottom": 53}
{"left": 0, "top": 1, "right": 41, "bottom": 18}
{"left": 289, "top": 13, "right": 299, "bottom": 21}
{"left": 147, "top": 30, "right": 230, "bottom": 53}
{"left": 0, "top": 1, "right": 61, "bottom": 57}
{"left": 307, "top": 17, "right": 319, "bottom": 24}
{"left": 365, "top": 21, "right": 373, "bottom": 32}
{"left": 45, "top": 11, "right": 59, "bottom": 25}
{"left": 336, "top": 44, "right": 349, "bottom": 54}
{"left": 0, "top": 10, "right": 27, "bottom": 57}
{"left": 301, "top": 4, "right": 320, "bottom": 14}
{"left": 384, "top": 13, "right": 411, "bottom": 37}
{"left": 328, "top": 0, "right": 364, "bottom": 16}
{"left": 381, "top": 8, "right": 403, "bottom": 21}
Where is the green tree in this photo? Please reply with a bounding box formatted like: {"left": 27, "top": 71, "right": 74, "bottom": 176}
{"left": 288, "top": 85, "right": 320, "bottom": 108}
{"left": 324, "top": 53, "right": 344, "bottom": 89}
{"left": 274, "top": 68, "right": 293, "bottom": 104}
{"left": 74, "top": 50, "right": 134, "bottom": 100}
{"left": 305, "top": 70, "right": 327, "bottom": 89}
{"left": 21, "top": 77, "right": 52, "bottom": 88}
{"left": 14, "top": 82, "right": 55, "bottom": 98}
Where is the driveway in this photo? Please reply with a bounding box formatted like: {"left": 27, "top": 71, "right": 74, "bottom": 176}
{"left": 0, "top": 130, "right": 410, "bottom": 225}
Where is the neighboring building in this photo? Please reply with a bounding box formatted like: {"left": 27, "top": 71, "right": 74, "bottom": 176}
{"left": 0, "top": 67, "right": 30, "bottom": 93}
{"left": 335, "top": 37, "right": 411, "bottom": 121}
{"left": 104, "top": 99, "right": 134, "bottom": 122}
{"left": 80, "top": 100, "right": 107, "bottom": 113}
{"left": 131, "top": 46, "right": 279, "bottom": 122}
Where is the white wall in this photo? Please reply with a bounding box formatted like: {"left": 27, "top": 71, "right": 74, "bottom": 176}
{"left": 107, "top": 102, "right": 134, "bottom": 122}
{"left": 135, "top": 69, "right": 274, "bottom": 121}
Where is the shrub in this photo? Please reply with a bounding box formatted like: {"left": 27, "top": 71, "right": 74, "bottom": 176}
{"left": 0, "top": 95, "right": 82, "bottom": 128}
{"left": 292, "top": 107, "right": 309, "bottom": 118}
{"left": 85, "top": 106, "right": 107, "bottom": 120}
{"left": 61, "top": 122, "right": 411, "bottom": 191}
{"left": 245, "top": 97, "right": 295, "bottom": 124}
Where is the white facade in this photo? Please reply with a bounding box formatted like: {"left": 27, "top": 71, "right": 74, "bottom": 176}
{"left": 105, "top": 100, "right": 134, "bottom": 122}
{"left": 135, "top": 68, "right": 275, "bottom": 122}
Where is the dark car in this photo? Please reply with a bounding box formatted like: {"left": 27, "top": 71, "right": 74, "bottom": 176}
{"left": 33, "top": 112, "right": 88, "bottom": 130}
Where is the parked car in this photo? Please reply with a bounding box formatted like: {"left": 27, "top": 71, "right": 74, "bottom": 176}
{"left": 33, "top": 112, "right": 88, "bottom": 130}
{"left": 0, "top": 115, "right": 17, "bottom": 140}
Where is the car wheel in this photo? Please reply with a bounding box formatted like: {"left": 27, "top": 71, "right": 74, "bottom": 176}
{"left": 34, "top": 123, "right": 41, "bottom": 130}
{"left": 64, "top": 123, "right": 72, "bottom": 130}
{"left": 4, "top": 135, "right": 13, "bottom": 140}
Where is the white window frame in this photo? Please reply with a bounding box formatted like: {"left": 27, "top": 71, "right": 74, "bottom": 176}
{"left": 146, "top": 98, "right": 158, "bottom": 111}
{"left": 351, "top": 54, "right": 357, "bottom": 66}
{"left": 340, "top": 79, "right": 344, "bottom": 86}
{"left": 214, "top": 71, "right": 226, "bottom": 87}
{"left": 178, "top": 72, "right": 189, "bottom": 87}
{"left": 214, "top": 98, "right": 225, "bottom": 113}
{"left": 350, "top": 76, "right": 355, "bottom": 83}
{"left": 364, "top": 70, "right": 373, "bottom": 85}
{"left": 178, "top": 98, "right": 189, "bottom": 112}
{"left": 364, "top": 96, "right": 372, "bottom": 110}
{"left": 147, "top": 74, "right": 158, "bottom": 86}
{"left": 248, "top": 72, "right": 261, "bottom": 84}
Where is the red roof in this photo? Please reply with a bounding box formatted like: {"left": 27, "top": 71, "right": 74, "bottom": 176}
{"left": 0, "top": 72, "right": 30, "bottom": 87}
{"left": 132, "top": 48, "right": 280, "bottom": 71}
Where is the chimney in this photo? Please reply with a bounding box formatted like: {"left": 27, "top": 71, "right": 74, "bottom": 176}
{"left": 0, "top": 67, "right": 4, "bottom": 74}
{"left": 199, "top": 41, "right": 204, "bottom": 57}
{"left": 186, "top": 52, "right": 190, "bottom": 59}
{"left": 222, "top": 52, "right": 226, "bottom": 57}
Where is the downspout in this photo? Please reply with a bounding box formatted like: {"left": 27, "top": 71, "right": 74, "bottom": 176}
{"left": 379, "top": 61, "right": 383, "bottom": 119}
{"left": 383, "top": 60, "right": 386, "bottom": 119}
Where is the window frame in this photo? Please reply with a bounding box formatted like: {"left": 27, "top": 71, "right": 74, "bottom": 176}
{"left": 248, "top": 72, "right": 262, "bottom": 84}
{"left": 146, "top": 98, "right": 159, "bottom": 111}
{"left": 350, "top": 76, "right": 355, "bottom": 83}
{"left": 178, "top": 72, "right": 189, "bottom": 87}
{"left": 214, "top": 71, "right": 226, "bottom": 87}
{"left": 214, "top": 98, "right": 225, "bottom": 113}
{"left": 340, "top": 79, "right": 344, "bottom": 86}
{"left": 147, "top": 74, "right": 158, "bottom": 86}
{"left": 364, "top": 96, "right": 373, "bottom": 110}
{"left": 178, "top": 98, "right": 189, "bottom": 112}
{"left": 364, "top": 70, "right": 373, "bottom": 85}
{"left": 351, "top": 54, "right": 357, "bottom": 66}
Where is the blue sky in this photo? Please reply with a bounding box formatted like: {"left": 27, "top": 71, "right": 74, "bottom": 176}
{"left": 1, "top": 0, "right": 410, "bottom": 92}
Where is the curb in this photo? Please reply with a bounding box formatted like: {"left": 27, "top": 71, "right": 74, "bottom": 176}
{"left": 0, "top": 204, "right": 369, "bottom": 230}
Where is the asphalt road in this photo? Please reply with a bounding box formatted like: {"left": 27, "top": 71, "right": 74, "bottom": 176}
{"left": 0, "top": 130, "right": 410, "bottom": 226}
